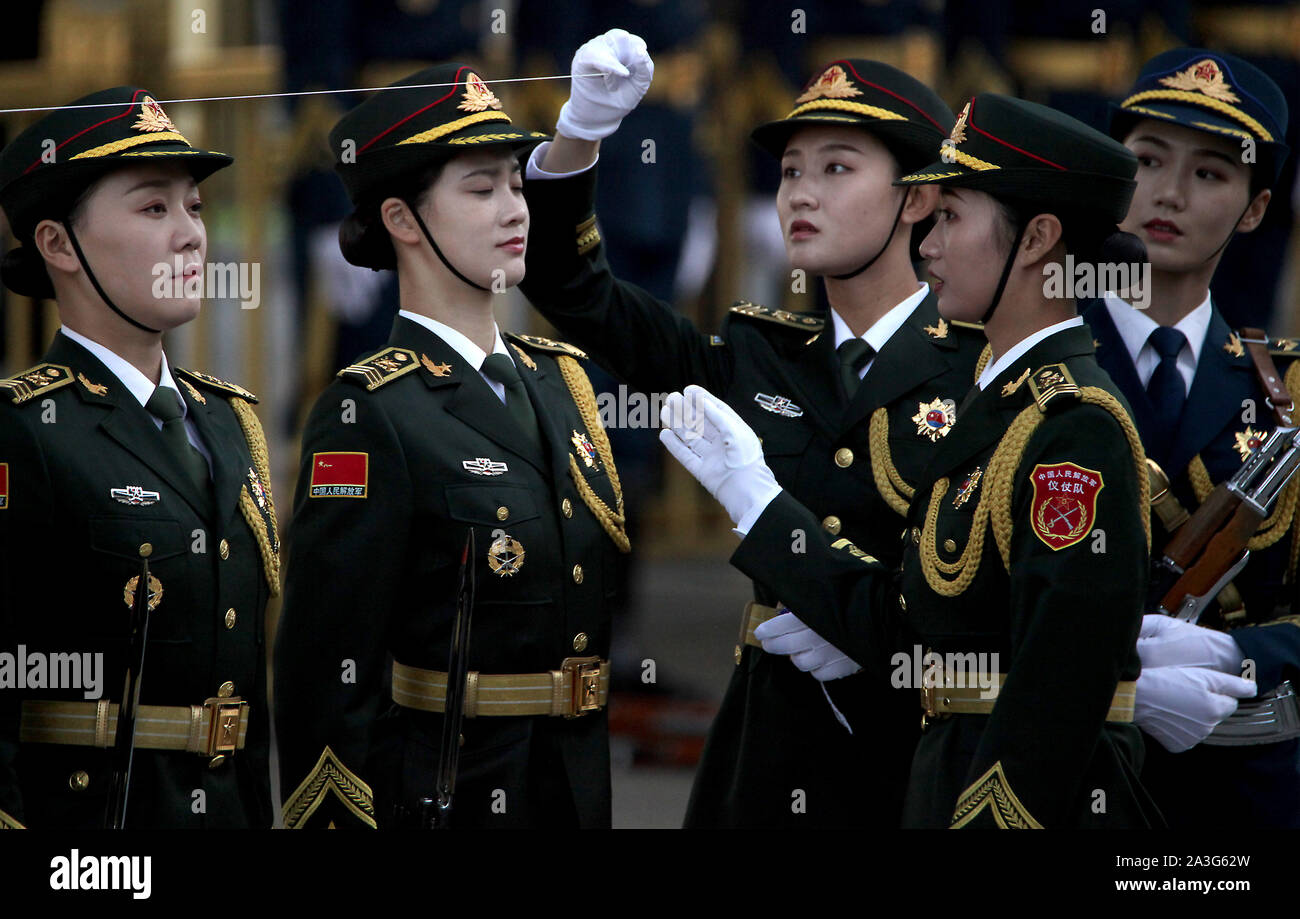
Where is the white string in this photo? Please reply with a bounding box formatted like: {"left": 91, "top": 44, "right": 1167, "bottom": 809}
{"left": 0, "top": 72, "right": 603, "bottom": 116}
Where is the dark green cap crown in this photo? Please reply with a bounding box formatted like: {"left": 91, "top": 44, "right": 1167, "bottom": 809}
{"left": 0, "top": 86, "right": 231, "bottom": 240}
{"left": 750, "top": 58, "right": 953, "bottom": 170}
{"left": 897, "top": 93, "right": 1138, "bottom": 224}
{"left": 330, "top": 63, "right": 549, "bottom": 205}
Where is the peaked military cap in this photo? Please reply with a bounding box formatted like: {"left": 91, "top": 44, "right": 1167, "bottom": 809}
{"left": 750, "top": 59, "right": 954, "bottom": 168}
{"left": 0, "top": 86, "right": 231, "bottom": 242}
{"left": 1109, "top": 48, "right": 1290, "bottom": 186}
{"left": 330, "top": 63, "right": 549, "bottom": 205}
{"left": 897, "top": 93, "right": 1138, "bottom": 224}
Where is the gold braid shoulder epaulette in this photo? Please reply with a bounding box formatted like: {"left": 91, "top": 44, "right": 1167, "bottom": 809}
{"left": 230, "top": 397, "right": 281, "bottom": 597}
{"left": 336, "top": 348, "right": 420, "bottom": 391}
{"left": 174, "top": 367, "right": 258, "bottom": 402}
{"left": 728, "top": 301, "right": 824, "bottom": 332}
{"left": 1, "top": 363, "right": 75, "bottom": 405}
{"left": 508, "top": 333, "right": 588, "bottom": 360}
{"left": 918, "top": 385, "right": 1149, "bottom": 597}
{"left": 554, "top": 354, "right": 631, "bottom": 553}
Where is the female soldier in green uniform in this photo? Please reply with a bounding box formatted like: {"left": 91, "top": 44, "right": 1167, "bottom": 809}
{"left": 522, "top": 32, "right": 985, "bottom": 828}
{"left": 662, "top": 94, "right": 1170, "bottom": 827}
{"left": 274, "top": 64, "right": 631, "bottom": 829}
{"left": 0, "top": 87, "right": 278, "bottom": 828}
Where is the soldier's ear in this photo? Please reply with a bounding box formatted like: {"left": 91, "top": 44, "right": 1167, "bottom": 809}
{"left": 31, "top": 219, "right": 81, "bottom": 275}
{"left": 1235, "top": 188, "right": 1271, "bottom": 235}
{"left": 900, "top": 185, "right": 939, "bottom": 226}
{"left": 1017, "top": 213, "right": 1063, "bottom": 267}
{"left": 379, "top": 197, "right": 422, "bottom": 246}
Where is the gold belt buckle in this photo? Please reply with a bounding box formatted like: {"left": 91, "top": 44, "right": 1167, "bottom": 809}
{"left": 203, "top": 697, "right": 245, "bottom": 755}
{"left": 561, "top": 657, "right": 602, "bottom": 718}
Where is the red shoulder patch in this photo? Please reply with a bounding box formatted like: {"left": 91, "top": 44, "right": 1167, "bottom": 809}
{"left": 309, "top": 452, "right": 368, "bottom": 498}
{"left": 1029, "top": 462, "right": 1103, "bottom": 550}
{"left": 0, "top": 462, "right": 8, "bottom": 509}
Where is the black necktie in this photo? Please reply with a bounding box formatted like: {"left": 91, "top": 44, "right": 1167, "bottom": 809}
{"left": 1145, "top": 326, "right": 1188, "bottom": 441}
{"left": 145, "top": 386, "right": 210, "bottom": 494}
{"left": 838, "top": 338, "right": 874, "bottom": 400}
{"left": 481, "top": 353, "right": 544, "bottom": 456}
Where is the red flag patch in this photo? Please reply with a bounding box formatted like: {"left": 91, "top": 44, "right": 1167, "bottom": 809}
{"left": 309, "top": 452, "right": 368, "bottom": 498}
{"left": 0, "top": 462, "right": 8, "bottom": 509}
{"left": 1029, "top": 462, "right": 1103, "bottom": 551}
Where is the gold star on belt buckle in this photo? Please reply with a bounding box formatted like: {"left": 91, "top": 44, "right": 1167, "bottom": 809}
{"left": 202, "top": 697, "right": 245, "bottom": 755}
{"left": 561, "top": 657, "right": 602, "bottom": 718}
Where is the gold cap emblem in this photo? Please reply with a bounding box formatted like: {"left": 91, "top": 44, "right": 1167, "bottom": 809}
{"left": 794, "top": 65, "right": 863, "bottom": 104}
{"left": 133, "top": 96, "right": 180, "bottom": 134}
{"left": 459, "top": 73, "right": 503, "bottom": 112}
{"left": 1158, "top": 59, "right": 1241, "bottom": 104}
{"left": 950, "top": 102, "right": 970, "bottom": 145}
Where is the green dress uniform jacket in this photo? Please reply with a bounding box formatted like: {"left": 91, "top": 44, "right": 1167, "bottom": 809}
{"left": 0, "top": 333, "right": 278, "bottom": 829}
{"left": 731, "top": 326, "right": 1164, "bottom": 827}
{"left": 274, "top": 316, "right": 629, "bottom": 829}
{"left": 520, "top": 168, "right": 986, "bottom": 827}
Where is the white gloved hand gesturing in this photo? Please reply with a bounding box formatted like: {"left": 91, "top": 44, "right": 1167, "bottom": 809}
{"left": 1135, "top": 665, "right": 1257, "bottom": 752}
{"left": 754, "top": 610, "right": 862, "bottom": 681}
{"left": 556, "top": 28, "right": 654, "bottom": 141}
{"left": 659, "top": 384, "right": 783, "bottom": 529}
{"left": 1137, "top": 613, "right": 1245, "bottom": 673}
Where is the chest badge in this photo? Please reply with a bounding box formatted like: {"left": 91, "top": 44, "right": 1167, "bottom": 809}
{"left": 754, "top": 392, "right": 804, "bottom": 418}
{"left": 953, "top": 466, "right": 983, "bottom": 509}
{"left": 1029, "top": 462, "right": 1104, "bottom": 551}
{"left": 487, "top": 533, "right": 526, "bottom": 577}
{"left": 1224, "top": 332, "right": 1245, "bottom": 358}
{"left": 571, "top": 430, "right": 599, "bottom": 469}
{"left": 912, "top": 397, "right": 957, "bottom": 441}
{"left": 463, "top": 457, "right": 509, "bottom": 476}
{"left": 111, "top": 485, "right": 161, "bottom": 506}
{"left": 123, "top": 574, "right": 164, "bottom": 612}
{"left": 1233, "top": 427, "right": 1267, "bottom": 461}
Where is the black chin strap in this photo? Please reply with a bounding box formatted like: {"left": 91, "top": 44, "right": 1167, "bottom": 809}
{"left": 830, "top": 193, "right": 909, "bottom": 281}
{"left": 405, "top": 200, "right": 492, "bottom": 293}
{"left": 980, "top": 220, "right": 1025, "bottom": 326}
{"left": 62, "top": 218, "right": 161, "bottom": 334}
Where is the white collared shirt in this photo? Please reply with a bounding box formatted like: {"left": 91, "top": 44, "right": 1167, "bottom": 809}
{"left": 830, "top": 282, "right": 930, "bottom": 379}
{"left": 398, "top": 309, "right": 514, "bottom": 403}
{"left": 1103, "top": 291, "right": 1212, "bottom": 395}
{"left": 58, "top": 326, "right": 212, "bottom": 470}
{"left": 976, "top": 317, "right": 1086, "bottom": 390}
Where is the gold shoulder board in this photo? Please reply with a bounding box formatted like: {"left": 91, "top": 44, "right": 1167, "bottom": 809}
{"left": 1026, "top": 363, "right": 1080, "bottom": 413}
{"left": 1, "top": 363, "right": 75, "bottom": 405}
{"left": 175, "top": 367, "right": 259, "bottom": 403}
{"left": 728, "top": 300, "right": 824, "bottom": 331}
{"left": 507, "top": 333, "right": 588, "bottom": 360}
{"left": 336, "top": 347, "right": 421, "bottom": 391}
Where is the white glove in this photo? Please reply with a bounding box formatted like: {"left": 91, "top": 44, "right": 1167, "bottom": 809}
{"left": 1137, "top": 614, "right": 1244, "bottom": 674}
{"left": 1135, "top": 666, "right": 1257, "bottom": 752}
{"left": 754, "top": 610, "right": 863, "bottom": 681}
{"left": 658, "top": 384, "right": 783, "bottom": 529}
{"left": 556, "top": 28, "right": 654, "bottom": 141}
